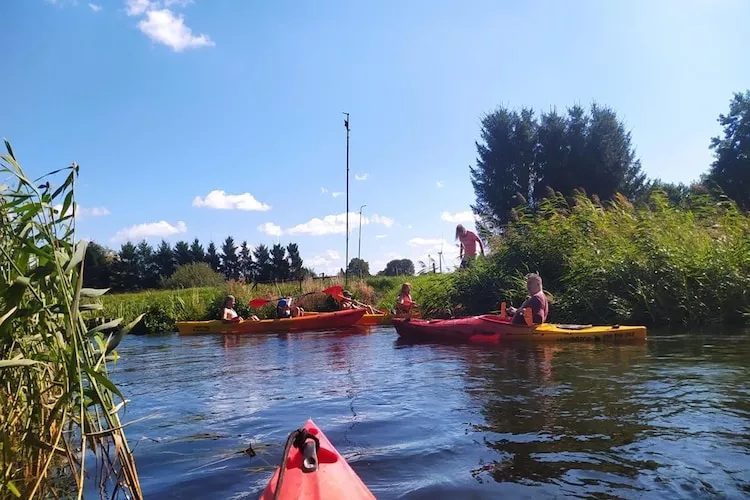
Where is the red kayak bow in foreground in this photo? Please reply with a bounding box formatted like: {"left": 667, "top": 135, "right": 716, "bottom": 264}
{"left": 260, "top": 419, "right": 375, "bottom": 500}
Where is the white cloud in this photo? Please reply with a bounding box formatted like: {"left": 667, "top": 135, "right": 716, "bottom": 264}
{"left": 192, "top": 190, "right": 270, "bottom": 211}
{"left": 384, "top": 252, "right": 402, "bottom": 259}
{"left": 308, "top": 249, "right": 343, "bottom": 275}
{"left": 137, "top": 8, "right": 214, "bottom": 52}
{"left": 408, "top": 237, "right": 443, "bottom": 247}
{"left": 441, "top": 210, "right": 474, "bottom": 223}
{"left": 326, "top": 250, "right": 340, "bottom": 260}
{"left": 53, "top": 204, "right": 111, "bottom": 219}
{"left": 320, "top": 187, "right": 328, "bottom": 194}
{"left": 436, "top": 181, "right": 444, "bottom": 188}
{"left": 111, "top": 220, "right": 187, "bottom": 243}
{"left": 257, "top": 222, "right": 282, "bottom": 237}
{"left": 125, "top": 0, "right": 150, "bottom": 16}
{"left": 375, "top": 234, "right": 387, "bottom": 239}
{"left": 355, "top": 173, "right": 369, "bottom": 181}
{"left": 286, "top": 212, "right": 395, "bottom": 236}
{"left": 89, "top": 3, "right": 102, "bottom": 12}
{"left": 331, "top": 192, "right": 344, "bottom": 198}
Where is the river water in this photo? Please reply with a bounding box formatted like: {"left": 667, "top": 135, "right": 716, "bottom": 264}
{"left": 111, "top": 327, "right": 750, "bottom": 499}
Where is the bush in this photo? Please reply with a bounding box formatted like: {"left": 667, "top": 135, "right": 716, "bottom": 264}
{"left": 162, "top": 262, "right": 225, "bottom": 289}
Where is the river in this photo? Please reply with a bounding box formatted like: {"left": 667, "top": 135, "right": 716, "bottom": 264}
{"left": 111, "top": 327, "right": 750, "bottom": 499}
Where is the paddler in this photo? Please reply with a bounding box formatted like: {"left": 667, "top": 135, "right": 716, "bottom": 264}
{"left": 222, "top": 295, "right": 259, "bottom": 322}
{"left": 395, "top": 282, "right": 418, "bottom": 314}
{"left": 276, "top": 297, "right": 304, "bottom": 319}
{"left": 508, "top": 273, "right": 549, "bottom": 325}
{"left": 340, "top": 290, "right": 379, "bottom": 314}
{"left": 455, "top": 224, "right": 485, "bottom": 268}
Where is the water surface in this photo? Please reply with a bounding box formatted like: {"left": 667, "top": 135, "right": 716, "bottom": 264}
{"left": 112, "top": 327, "right": 750, "bottom": 499}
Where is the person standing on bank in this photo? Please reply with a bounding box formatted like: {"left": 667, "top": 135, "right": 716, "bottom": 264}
{"left": 455, "top": 224, "right": 485, "bottom": 268}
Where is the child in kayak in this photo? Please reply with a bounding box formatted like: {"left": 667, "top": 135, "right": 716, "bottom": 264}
{"left": 341, "top": 290, "right": 379, "bottom": 314}
{"left": 222, "top": 295, "right": 259, "bottom": 322}
{"left": 395, "top": 283, "right": 418, "bottom": 314}
{"left": 455, "top": 224, "right": 484, "bottom": 268}
{"left": 277, "top": 297, "right": 304, "bottom": 319}
{"left": 508, "top": 273, "right": 549, "bottom": 325}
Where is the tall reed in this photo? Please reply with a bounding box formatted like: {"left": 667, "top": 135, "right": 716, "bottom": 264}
{"left": 0, "top": 141, "right": 142, "bottom": 498}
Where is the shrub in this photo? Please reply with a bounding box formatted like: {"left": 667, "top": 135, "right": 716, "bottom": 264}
{"left": 162, "top": 262, "right": 225, "bottom": 289}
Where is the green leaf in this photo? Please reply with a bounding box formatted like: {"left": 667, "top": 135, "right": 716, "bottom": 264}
{"left": 6, "top": 480, "right": 21, "bottom": 497}
{"left": 86, "top": 318, "right": 123, "bottom": 336}
{"left": 80, "top": 287, "right": 111, "bottom": 298}
{"left": 0, "top": 359, "right": 40, "bottom": 368}
{"left": 4, "top": 139, "right": 16, "bottom": 160}
{"left": 79, "top": 303, "right": 104, "bottom": 311}
{"left": 106, "top": 313, "right": 145, "bottom": 354}
{"left": 83, "top": 365, "right": 124, "bottom": 402}
{"left": 60, "top": 190, "right": 74, "bottom": 224}
{"left": 65, "top": 239, "right": 87, "bottom": 274}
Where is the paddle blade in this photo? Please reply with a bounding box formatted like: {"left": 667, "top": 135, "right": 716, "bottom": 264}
{"left": 322, "top": 285, "right": 344, "bottom": 297}
{"left": 248, "top": 298, "right": 271, "bottom": 308}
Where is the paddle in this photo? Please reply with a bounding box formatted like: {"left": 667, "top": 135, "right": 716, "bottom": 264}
{"left": 248, "top": 285, "right": 344, "bottom": 309}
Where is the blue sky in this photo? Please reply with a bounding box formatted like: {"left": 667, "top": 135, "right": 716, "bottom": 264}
{"left": 3, "top": 0, "right": 749, "bottom": 275}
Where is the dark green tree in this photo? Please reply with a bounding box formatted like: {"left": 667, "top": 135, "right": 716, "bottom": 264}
{"left": 112, "top": 242, "right": 139, "bottom": 291}
{"left": 286, "top": 243, "right": 304, "bottom": 279}
{"left": 238, "top": 241, "right": 253, "bottom": 282}
{"left": 153, "top": 239, "right": 177, "bottom": 279}
{"left": 173, "top": 240, "right": 193, "bottom": 266}
{"left": 135, "top": 240, "right": 158, "bottom": 289}
{"left": 707, "top": 90, "right": 750, "bottom": 209}
{"left": 220, "top": 236, "right": 240, "bottom": 280}
{"left": 346, "top": 258, "right": 370, "bottom": 277}
{"left": 270, "top": 243, "right": 289, "bottom": 281}
{"left": 190, "top": 238, "right": 205, "bottom": 263}
{"left": 253, "top": 244, "right": 272, "bottom": 282}
{"left": 534, "top": 108, "right": 570, "bottom": 201}
{"left": 83, "top": 241, "right": 113, "bottom": 289}
{"left": 379, "top": 259, "right": 415, "bottom": 276}
{"left": 205, "top": 242, "right": 221, "bottom": 272}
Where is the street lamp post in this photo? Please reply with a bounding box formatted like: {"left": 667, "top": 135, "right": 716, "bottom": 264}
{"left": 358, "top": 204, "right": 367, "bottom": 262}
{"left": 343, "top": 112, "right": 350, "bottom": 287}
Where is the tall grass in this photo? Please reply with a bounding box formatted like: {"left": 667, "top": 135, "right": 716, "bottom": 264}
{"left": 1, "top": 141, "right": 142, "bottom": 498}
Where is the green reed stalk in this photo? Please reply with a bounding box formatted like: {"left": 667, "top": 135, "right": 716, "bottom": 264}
{"left": 1, "top": 140, "right": 142, "bottom": 499}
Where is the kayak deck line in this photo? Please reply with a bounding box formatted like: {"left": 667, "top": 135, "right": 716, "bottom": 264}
{"left": 260, "top": 419, "right": 375, "bottom": 500}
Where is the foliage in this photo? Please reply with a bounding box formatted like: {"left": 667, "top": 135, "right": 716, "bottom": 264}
{"left": 378, "top": 259, "right": 415, "bottom": 276}
{"left": 0, "top": 141, "right": 142, "bottom": 498}
{"left": 706, "top": 89, "right": 750, "bottom": 210}
{"left": 346, "top": 258, "right": 370, "bottom": 277}
{"left": 471, "top": 103, "right": 646, "bottom": 231}
{"left": 161, "top": 262, "right": 225, "bottom": 289}
{"left": 219, "top": 236, "right": 239, "bottom": 280}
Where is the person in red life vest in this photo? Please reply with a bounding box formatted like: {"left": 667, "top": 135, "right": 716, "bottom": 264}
{"left": 455, "top": 224, "right": 485, "bottom": 268}
{"left": 395, "top": 282, "right": 418, "bottom": 314}
{"left": 508, "top": 273, "right": 549, "bottom": 325}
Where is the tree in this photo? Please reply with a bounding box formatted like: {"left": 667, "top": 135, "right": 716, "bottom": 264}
{"left": 471, "top": 102, "right": 646, "bottom": 230}
{"left": 238, "top": 241, "right": 253, "bottom": 282}
{"left": 153, "top": 239, "right": 176, "bottom": 280}
{"left": 162, "top": 262, "right": 225, "bottom": 289}
{"left": 270, "top": 243, "right": 289, "bottom": 281}
{"left": 205, "top": 242, "right": 221, "bottom": 272}
{"left": 379, "top": 259, "right": 415, "bottom": 276}
{"left": 220, "top": 236, "right": 239, "bottom": 280}
{"left": 83, "top": 241, "right": 113, "bottom": 289}
{"left": 135, "top": 240, "right": 158, "bottom": 288}
{"left": 174, "top": 240, "right": 193, "bottom": 266}
{"left": 346, "top": 258, "right": 370, "bottom": 277}
{"left": 112, "top": 242, "right": 139, "bottom": 291}
{"left": 253, "top": 244, "right": 272, "bottom": 282}
{"left": 707, "top": 90, "right": 750, "bottom": 209}
{"left": 190, "top": 238, "right": 205, "bottom": 263}
{"left": 287, "top": 243, "right": 304, "bottom": 279}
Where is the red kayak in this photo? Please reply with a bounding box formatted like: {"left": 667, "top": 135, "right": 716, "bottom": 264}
{"left": 260, "top": 419, "right": 375, "bottom": 500}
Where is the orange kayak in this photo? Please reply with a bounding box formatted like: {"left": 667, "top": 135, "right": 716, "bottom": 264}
{"left": 260, "top": 419, "right": 375, "bottom": 500}
{"left": 356, "top": 311, "right": 420, "bottom": 326}
{"left": 175, "top": 309, "right": 366, "bottom": 335}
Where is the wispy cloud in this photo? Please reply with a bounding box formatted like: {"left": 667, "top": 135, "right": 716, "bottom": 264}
{"left": 53, "top": 204, "right": 111, "bottom": 219}
{"left": 436, "top": 181, "right": 444, "bottom": 188}
{"left": 375, "top": 234, "right": 388, "bottom": 239}
{"left": 111, "top": 220, "right": 187, "bottom": 243}
{"left": 192, "top": 190, "right": 270, "bottom": 211}
{"left": 137, "top": 8, "right": 214, "bottom": 51}
{"left": 355, "top": 173, "right": 369, "bottom": 181}
{"left": 320, "top": 187, "right": 328, "bottom": 194}
{"left": 441, "top": 210, "right": 474, "bottom": 223}
{"left": 88, "top": 3, "right": 102, "bottom": 12}
{"left": 408, "top": 237, "right": 444, "bottom": 247}
{"left": 257, "top": 222, "right": 282, "bottom": 237}
{"left": 308, "top": 249, "right": 342, "bottom": 275}
{"left": 286, "top": 212, "right": 395, "bottom": 236}
{"left": 331, "top": 192, "right": 344, "bottom": 198}
{"left": 125, "top": 0, "right": 150, "bottom": 16}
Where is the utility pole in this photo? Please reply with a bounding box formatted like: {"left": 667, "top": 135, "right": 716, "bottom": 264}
{"left": 358, "top": 204, "right": 366, "bottom": 262}
{"left": 343, "top": 112, "right": 350, "bottom": 287}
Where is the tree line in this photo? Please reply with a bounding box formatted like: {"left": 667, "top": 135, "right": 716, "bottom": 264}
{"left": 470, "top": 90, "right": 750, "bottom": 233}
{"left": 83, "top": 237, "right": 311, "bottom": 292}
